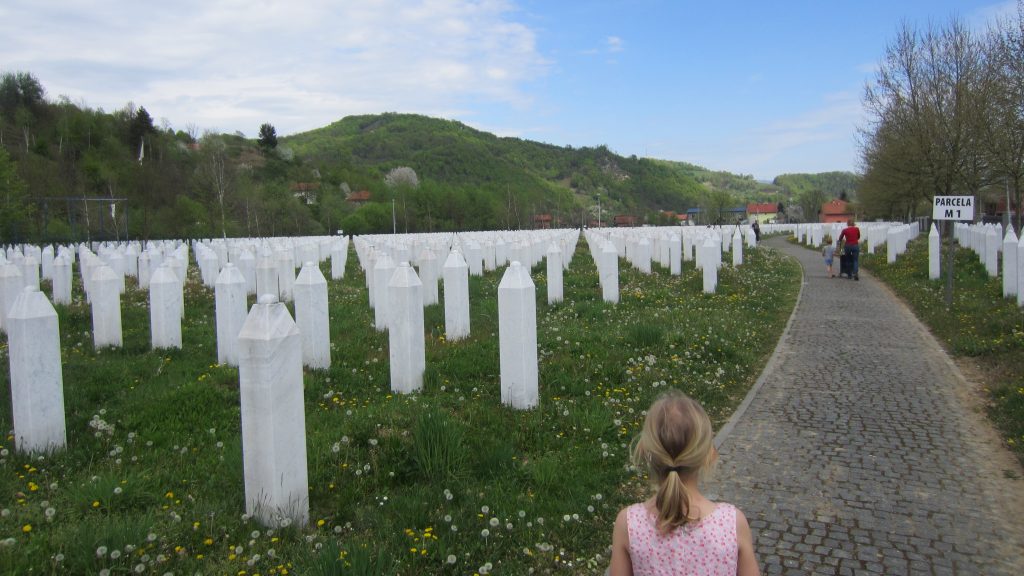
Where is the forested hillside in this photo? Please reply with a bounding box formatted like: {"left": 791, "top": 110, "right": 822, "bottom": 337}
{"left": 773, "top": 171, "right": 861, "bottom": 223}
{"left": 1, "top": 73, "right": 842, "bottom": 243}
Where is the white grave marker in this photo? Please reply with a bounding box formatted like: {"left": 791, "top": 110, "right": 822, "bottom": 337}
{"left": 238, "top": 294, "right": 309, "bottom": 529}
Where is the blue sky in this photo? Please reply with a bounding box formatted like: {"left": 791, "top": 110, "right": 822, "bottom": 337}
{"left": 0, "top": 0, "right": 1016, "bottom": 180}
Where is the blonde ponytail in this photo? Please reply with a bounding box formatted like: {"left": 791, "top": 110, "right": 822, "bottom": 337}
{"left": 655, "top": 469, "right": 692, "bottom": 533}
{"left": 631, "top": 390, "right": 715, "bottom": 534}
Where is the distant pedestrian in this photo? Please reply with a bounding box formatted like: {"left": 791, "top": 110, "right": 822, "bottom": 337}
{"left": 822, "top": 235, "right": 836, "bottom": 278}
{"left": 751, "top": 221, "right": 761, "bottom": 242}
{"left": 836, "top": 219, "right": 861, "bottom": 280}
{"left": 610, "top": 391, "right": 760, "bottom": 576}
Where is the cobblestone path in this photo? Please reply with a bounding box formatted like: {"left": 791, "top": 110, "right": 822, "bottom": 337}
{"left": 706, "top": 235, "right": 1024, "bottom": 575}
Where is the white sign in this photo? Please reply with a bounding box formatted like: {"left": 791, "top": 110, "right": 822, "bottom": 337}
{"left": 932, "top": 196, "right": 974, "bottom": 221}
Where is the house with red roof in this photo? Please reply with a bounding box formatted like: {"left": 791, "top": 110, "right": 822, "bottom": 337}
{"left": 746, "top": 202, "right": 778, "bottom": 224}
{"left": 345, "top": 190, "right": 372, "bottom": 206}
{"left": 533, "top": 214, "right": 553, "bottom": 229}
{"left": 291, "top": 182, "right": 320, "bottom": 205}
{"left": 821, "top": 199, "right": 853, "bottom": 223}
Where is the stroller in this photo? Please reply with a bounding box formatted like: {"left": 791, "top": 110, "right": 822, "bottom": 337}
{"left": 837, "top": 239, "right": 854, "bottom": 279}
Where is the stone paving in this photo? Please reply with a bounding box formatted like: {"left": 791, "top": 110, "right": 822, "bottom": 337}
{"left": 706, "top": 235, "right": 1024, "bottom": 576}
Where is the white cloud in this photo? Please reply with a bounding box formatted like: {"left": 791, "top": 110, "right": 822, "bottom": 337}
{"left": 0, "top": 0, "right": 549, "bottom": 136}
{"left": 606, "top": 36, "right": 624, "bottom": 53}
{"left": 970, "top": 0, "right": 1020, "bottom": 29}
{"left": 673, "top": 92, "right": 864, "bottom": 179}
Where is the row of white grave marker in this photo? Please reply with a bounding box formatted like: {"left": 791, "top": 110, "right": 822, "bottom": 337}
{"left": 951, "top": 222, "right": 1024, "bottom": 305}
{"left": 4, "top": 223, "right": 776, "bottom": 527}
{"left": 792, "top": 219, "right": 1024, "bottom": 308}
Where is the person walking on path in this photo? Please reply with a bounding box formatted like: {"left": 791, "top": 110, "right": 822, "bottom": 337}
{"left": 705, "top": 235, "right": 1024, "bottom": 575}
{"left": 836, "top": 220, "right": 860, "bottom": 280}
{"left": 821, "top": 236, "right": 836, "bottom": 278}
{"left": 611, "top": 391, "right": 760, "bottom": 576}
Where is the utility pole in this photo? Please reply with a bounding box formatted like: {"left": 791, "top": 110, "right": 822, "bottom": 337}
{"left": 598, "top": 193, "right": 602, "bottom": 228}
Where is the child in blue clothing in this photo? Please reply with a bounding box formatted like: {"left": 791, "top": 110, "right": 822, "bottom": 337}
{"left": 822, "top": 236, "right": 836, "bottom": 278}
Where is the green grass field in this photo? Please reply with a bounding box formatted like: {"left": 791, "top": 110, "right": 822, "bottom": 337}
{"left": 0, "top": 237, "right": 800, "bottom": 575}
{"left": 859, "top": 235, "right": 1024, "bottom": 467}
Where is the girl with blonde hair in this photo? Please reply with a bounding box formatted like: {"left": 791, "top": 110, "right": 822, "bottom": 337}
{"left": 610, "top": 391, "right": 759, "bottom": 575}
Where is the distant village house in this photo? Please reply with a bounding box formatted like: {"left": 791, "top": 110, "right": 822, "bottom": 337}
{"left": 533, "top": 214, "right": 553, "bottom": 229}
{"left": 291, "top": 182, "right": 320, "bottom": 205}
{"left": 746, "top": 202, "right": 778, "bottom": 224}
{"left": 821, "top": 199, "right": 852, "bottom": 223}
{"left": 345, "top": 190, "right": 372, "bottom": 206}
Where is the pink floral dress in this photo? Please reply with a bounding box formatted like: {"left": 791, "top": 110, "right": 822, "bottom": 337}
{"left": 626, "top": 502, "right": 738, "bottom": 576}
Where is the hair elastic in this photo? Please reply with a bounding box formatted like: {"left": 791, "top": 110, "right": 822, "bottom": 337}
{"left": 666, "top": 466, "right": 685, "bottom": 475}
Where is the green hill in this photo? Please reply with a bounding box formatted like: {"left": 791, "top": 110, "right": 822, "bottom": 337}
{"left": 1, "top": 72, "right": 847, "bottom": 240}
{"left": 282, "top": 113, "right": 713, "bottom": 232}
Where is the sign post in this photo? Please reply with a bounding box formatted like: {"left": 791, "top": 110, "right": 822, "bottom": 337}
{"left": 932, "top": 196, "right": 975, "bottom": 307}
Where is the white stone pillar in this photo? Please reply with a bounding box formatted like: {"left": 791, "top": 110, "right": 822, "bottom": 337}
{"left": 1017, "top": 232, "right": 1024, "bottom": 307}
{"left": 1001, "top": 227, "right": 1018, "bottom": 298}
{"left": 498, "top": 261, "right": 539, "bottom": 409}
{"left": 600, "top": 242, "right": 619, "bottom": 304}
{"left": 887, "top": 227, "right": 899, "bottom": 264}
{"left": 929, "top": 224, "right": 941, "bottom": 281}
{"left": 466, "top": 242, "right": 483, "bottom": 276}
{"left": 138, "top": 252, "right": 152, "bottom": 289}
{"left": 373, "top": 253, "right": 396, "bottom": 332}
{"left": 199, "top": 249, "right": 219, "bottom": 288}
{"left": 215, "top": 263, "right": 249, "bottom": 367}
{"left": 546, "top": 242, "right": 563, "bottom": 305}
{"left": 419, "top": 247, "right": 439, "bottom": 306}
{"left": 8, "top": 287, "right": 66, "bottom": 453}
{"left": 0, "top": 263, "right": 25, "bottom": 332}
{"left": 330, "top": 239, "right": 348, "bottom": 280}
{"left": 276, "top": 250, "right": 295, "bottom": 302}
{"left": 90, "top": 265, "right": 123, "bottom": 348}
{"left": 256, "top": 255, "right": 278, "bottom": 300}
{"left": 150, "top": 264, "right": 182, "bottom": 349}
{"left": 636, "top": 238, "right": 652, "bottom": 274}
{"left": 21, "top": 256, "right": 40, "bottom": 290}
{"left": 669, "top": 234, "right": 681, "bottom": 275}
{"left": 483, "top": 242, "right": 497, "bottom": 271}
{"left": 732, "top": 229, "right": 743, "bottom": 267}
{"left": 364, "top": 248, "right": 377, "bottom": 309}
{"left": 52, "top": 255, "right": 72, "bottom": 306}
{"left": 985, "top": 226, "right": 1000, "bottom": 277}
{"left": 293, "top": 261, "right": 331, "bottom": 370}
{"left": 238, "top": 250, "right": 257, "bottom": 296}
{"left": 495, "top": 238, "right": 507, "bottom": 267}
{"left": 41, "top": 246, "right": 54, "bottom": 281}
{"left": 388, "top": 263, "right": 425, "bottom": 393}
{"left": 443, "top": 249, "right": 470, "bottom": 341}
{"left": 702, "top": 238, "right": 718, "bottom": 294}
{"left": 124, "top": 244, "right": 138, "bottom": 278}
{"left": 238, "top": 294, "right": 309, "bottom": 529}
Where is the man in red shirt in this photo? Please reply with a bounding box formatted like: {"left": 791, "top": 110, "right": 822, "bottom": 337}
{"left": 837, "top": 219, "right": 861, "bottom": 280}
